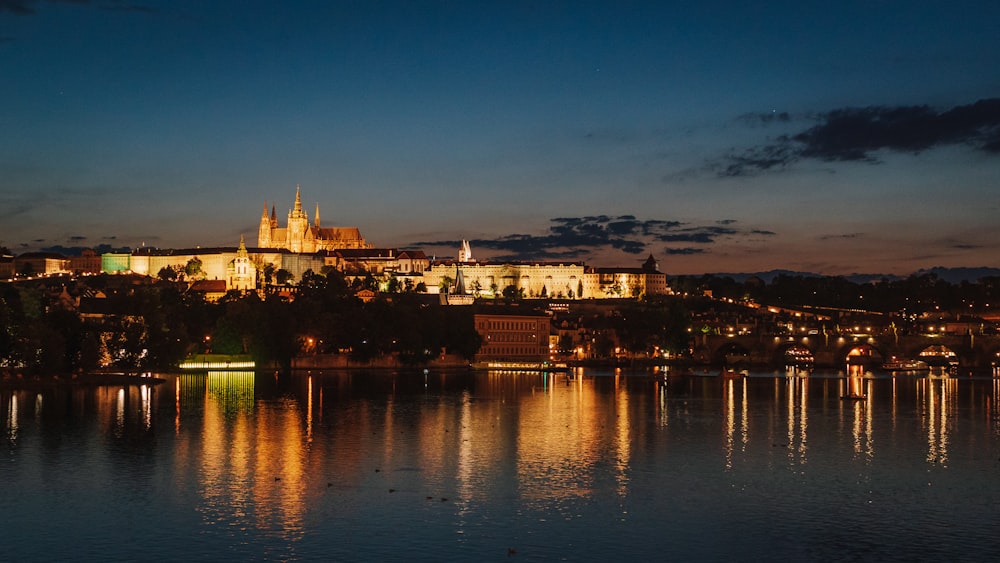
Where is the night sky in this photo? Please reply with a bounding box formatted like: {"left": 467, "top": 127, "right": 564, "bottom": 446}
{"left": 2, "top": 1, "right": 999, "bottom": 275}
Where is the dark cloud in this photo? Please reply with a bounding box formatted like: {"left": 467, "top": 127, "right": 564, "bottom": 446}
{"left": 736, "top": 111, "right": 792, "bottom": 126}
{"left": 414, "top": 216, "right": 771, "bottom": 262}
{"left": 0, "top": 202, "right": 33, "bottom": 219}
{"left": 0, "top": 0, "right": 153, "bottom": 17}
{"left": 655, "top": 225, "right": 738, "bottom": 244}
{"left": 719, "top": 99, "right": 1000, "bottom": 177}
{"left": 0, "top": 0, "right": 37, "bottom": 15}
{"left": 69, "top": 235, "right": 86, "bottom": 241}
{"left": 99, "top": 1, "right": 155, "bottom": 13}
{"left": 819, "top": 233, "right": 864, "bottom": 241}
{"left": 41, "top": 243, "right": 130, "bottom": 256}
{"left": 665, "top": 248, "right": 705, "bottom": 255}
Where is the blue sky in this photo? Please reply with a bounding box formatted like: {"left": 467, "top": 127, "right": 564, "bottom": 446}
{"left": 2, "top": 1, "right": 998, "bottom": 275}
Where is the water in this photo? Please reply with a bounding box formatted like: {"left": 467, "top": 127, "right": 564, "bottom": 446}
{"left": 3, "top": 368, "right": 1000, "bottom": 562}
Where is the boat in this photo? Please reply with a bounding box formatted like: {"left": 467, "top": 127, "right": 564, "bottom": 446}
{"left": 881, "top": 357, "right": 929, "bottom": 372}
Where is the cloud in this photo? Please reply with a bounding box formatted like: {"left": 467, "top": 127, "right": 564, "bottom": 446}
{"left": 664, "top": 247, "right": 705, "bottom": 255}
{"left": 718, "top": 98, "right": 1000, "bottom": 177}
{"left": 0, "top": 0, "right": 154, "bottom": 17}
{"left": 41, "top": 243, "right": 131, "bottom": 256}
{"left": 0, "top": 1, "right": 37, "bottom": 15}
{"left": 736, "top": 111, "right": 792, "bottom": 126}
{"left": 0, "top": 201, "right": 34, "bottom": 219}
{"left": 818, "top": 232, "right": 865, "bottom": 241}
{"left": 655, "top": 225, "right": 739, "bottom": 244}
{"left": 413, "top": 216, "right": 773, "bottom": 262}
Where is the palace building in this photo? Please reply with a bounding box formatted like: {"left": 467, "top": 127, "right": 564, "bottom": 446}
{"left": 258, "top": 185, "right": 371, "bottom": 253}
{"left": 423, "top": 241, "right": 670, "bottom": 300}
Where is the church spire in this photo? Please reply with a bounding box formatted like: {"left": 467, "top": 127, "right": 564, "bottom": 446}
{"left": 315, "top": 203, "right": 321, "bottom": 227}
{"left": 261, "top": 201, "right": 268, "bottom": 219}
{"left": 294, "top": 184, "right": 303, "bottom": 213}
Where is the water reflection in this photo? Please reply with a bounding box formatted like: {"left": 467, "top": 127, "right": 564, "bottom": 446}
{"left": 5, "top": 394, "right": 16, "bottom": 445}
{"left": 918, "top": 377, "right": 956, "bottom": 464}
{"left": 722, "top": 377, "right": 749, "bottom": 469}
{"left": 5, "top": 368, "right": 1000, "bottom": 560}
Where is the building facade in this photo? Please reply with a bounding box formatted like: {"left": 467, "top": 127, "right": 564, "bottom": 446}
{"left": 424, "top": 244, "right": 669, "bottom": 300}
{"left": 474, "top": 313, "right": 551, "bottom": 364}
{"left": 258, "top": 186, "right": 371, "bottom": 253}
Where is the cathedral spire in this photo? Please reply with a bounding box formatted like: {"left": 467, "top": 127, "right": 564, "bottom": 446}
{"left": 261, "top": 201, "right": 268, "bottom": 219}
{"left": 315, "top": 203, "right": 321, "bottom": 228}
{"left": 238, "top": 234, "right": 247, "bottom": 253}
{"left": 294, "top": 184, "right": 303, "bottom": 213}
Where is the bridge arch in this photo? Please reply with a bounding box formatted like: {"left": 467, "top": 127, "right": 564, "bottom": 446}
{"left": 772, "top": 342, "right": 815, "bottom": 367}
{"left": 716, "top": 341, "right": 751, "bottom": 366}
{"left": 844, "top": 343, "right": 884, "bottom": 366}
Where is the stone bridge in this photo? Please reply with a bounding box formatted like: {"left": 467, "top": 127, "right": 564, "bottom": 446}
{"left": 693, "top": 332, "right": 1000, "bottom": 369}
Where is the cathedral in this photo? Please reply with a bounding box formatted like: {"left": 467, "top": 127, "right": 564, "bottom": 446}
{"left": 257, "top": 186, "right": 371, "bottom": 253}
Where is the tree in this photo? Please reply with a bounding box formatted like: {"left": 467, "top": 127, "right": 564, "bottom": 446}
{"left": 502, "top": 285, "right": 522, "bottom": 300}
{"left": 275, "top": 268, "right": 294, "bottom": 285}
{"left": 261, "top": 262, "right": 277, "bottom": 287}
{"left": 185, "top": 258, "right": 204, "bottom": 280}
{"left": 157, "top": 266, "right": 178, "bottom": 282}
{"left": 439, "top": 276, "right": 454, "bottom": 294}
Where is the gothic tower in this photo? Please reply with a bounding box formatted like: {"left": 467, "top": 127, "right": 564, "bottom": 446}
{"left": 287, "top": 184, "right": 308, "bottom": 253}
{"left": 258, "top": 202, "right": 271, "bottom": 247}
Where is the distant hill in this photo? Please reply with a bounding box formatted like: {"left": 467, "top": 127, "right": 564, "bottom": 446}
{"left": 911, "top": 267, "right": 1000, "bottom": 284}
{"left": 701, "top": 267, "right": 1000, "bottom": 284}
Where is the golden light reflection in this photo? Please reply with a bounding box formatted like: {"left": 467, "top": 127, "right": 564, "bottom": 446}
{"left": 306, "top": 375, "right": 313, "bottom": 443}
{"left": 614, "top": 384, "right": 631, "bottom": 497}
{"left": 840, "top": 374, "right": 873, "bottom": 460}
{"left": 6, "top": 394, "right": 17, "bottom": 444}
{"left": 724, "top": 378, "right": 735, "bottom": 469}
{"left": 115, "top": 387, "right": 125, "bottom": 438}
{"left": 140, "top": 384, "right": 152, "bottom": 430}
{"left": 790, "top": 376, "right": 808, "bottom": 464}
{"left": 193, "top": 370, "right": 308, "bottom": 546}
{"left": 918, "top": 377, "right": 956, "bottom": 464}
{"left": 514, "top": 372, "right": 615, "bottom": 509}
{"left": 657, "top": 379, "right": 669, "bottom": 428}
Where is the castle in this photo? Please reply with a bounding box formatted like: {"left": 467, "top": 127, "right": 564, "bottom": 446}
{"left": 257, "top": 185, "right": 371, "bottom": 253}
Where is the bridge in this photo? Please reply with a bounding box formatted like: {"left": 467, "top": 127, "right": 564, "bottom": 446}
{"left": 693, "top": 331, "right": 1000, "bottom": 369}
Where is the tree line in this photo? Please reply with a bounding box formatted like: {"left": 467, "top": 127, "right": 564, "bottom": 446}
{"left": 0, "top": 268, "right": 480, "bottom": 376}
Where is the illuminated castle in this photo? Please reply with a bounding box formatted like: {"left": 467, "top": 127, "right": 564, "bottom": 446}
{"left": 258, "top": 185, "right": 371, "bottom": 253}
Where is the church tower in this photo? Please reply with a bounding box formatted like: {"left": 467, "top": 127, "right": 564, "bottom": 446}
{"left": 258, "top": 202, "right": 272, "bottom": 247}
{"left": 287, "top": 184, "right": 309, "bottom": 253}
{"left": 227, "top": 235, "right": 257, "bottom": 292}
{"left": 458, "top": 240, "right": 473, "bottom": 262}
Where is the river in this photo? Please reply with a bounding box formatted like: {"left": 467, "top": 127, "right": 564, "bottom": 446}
{"left": 3, "top": 368, "right": 1000, "bottom": 561}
